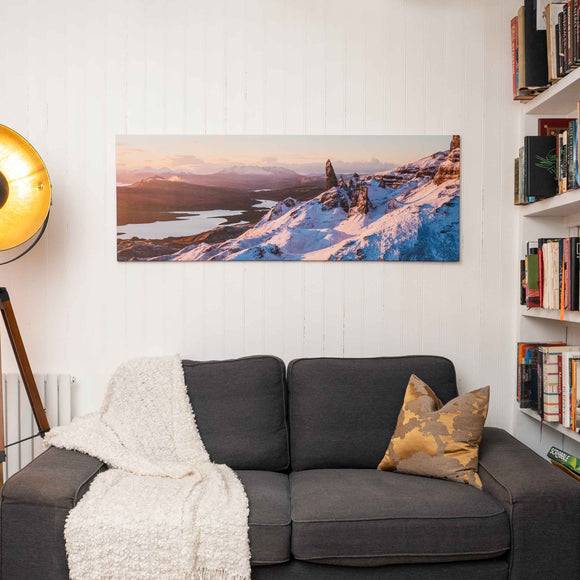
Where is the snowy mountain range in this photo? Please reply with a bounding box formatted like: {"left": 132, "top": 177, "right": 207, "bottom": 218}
{"left": 151, "top": 136, "right": 460, "bottom": 262}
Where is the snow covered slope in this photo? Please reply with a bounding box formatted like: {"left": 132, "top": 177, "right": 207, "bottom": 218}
{"left": 154, "top": 139, "right": 460, "bottom": 262}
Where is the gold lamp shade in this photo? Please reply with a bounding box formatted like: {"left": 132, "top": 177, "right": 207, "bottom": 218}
{"left": 0, "top": 125, "right": 51, "bottom": 252}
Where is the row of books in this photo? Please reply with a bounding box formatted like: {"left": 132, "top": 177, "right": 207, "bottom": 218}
{"left": 545, "top": 1, "right": 580, "bottom": 81}
{"left": 517, "top": 342, "right": 580, "bottom": 430}
{"left": 511, "top": 1, "right": 580, "bottom": 101}
{"left": 548, "top": 446, "right": 580, "bottom": 481}
{"left": 520, "top": 237, "right": 580, "bottom": 310}
{"left": 514, "top": 115, "right": 580, "bottom": 204}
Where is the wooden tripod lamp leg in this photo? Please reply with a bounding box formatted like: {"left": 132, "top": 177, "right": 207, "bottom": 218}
{"left": 0, "top": 320, "right": 4, "bottom": 485}
{"left": 0, "top": 288, "right": 50, "bottom": 440}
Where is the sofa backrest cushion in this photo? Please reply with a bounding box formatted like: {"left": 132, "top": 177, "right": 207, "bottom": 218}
{"left": 182, "top": 356, "right": 289, "bottom": 471}
{"left": 288, "top": 356, "right": 458, "bottom": 470}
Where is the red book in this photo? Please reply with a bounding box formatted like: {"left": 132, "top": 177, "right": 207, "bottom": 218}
{"left": 511, "top": 17, "right": 518, "bottom": 99}
{"left": 538, "top": 118, "right": 576, "bottom": 136}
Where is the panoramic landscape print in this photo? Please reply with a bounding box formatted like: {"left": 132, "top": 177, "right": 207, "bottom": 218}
{"left": 116, "top": 135, "right": 460, "bottom": 262}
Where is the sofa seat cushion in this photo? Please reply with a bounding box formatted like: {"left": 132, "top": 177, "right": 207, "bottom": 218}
{"left": 290, "top": 469, "right": 510, "bottom": 567}
{"left": 237, "top": 471, "right": 291, "bottom": 565}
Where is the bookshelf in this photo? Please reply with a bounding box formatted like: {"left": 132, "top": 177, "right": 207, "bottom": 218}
{"left": 520, "top": 187, "right": 580, "bottom": 218}
{"left": 516, "top": 65, "right": 580, "bottom": 456}
{"left": 523, "top": 67, "right": 580, "bottom": 115}
{"left": 521, "top": 305, "right": 580, "bottom": 324}
{"left": 520, "top": 408, "right": 580, "bottom": 444}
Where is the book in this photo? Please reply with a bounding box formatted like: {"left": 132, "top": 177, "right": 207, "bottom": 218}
{"left": 572, "top": 358, "right": 578, "bottom": 429}
{"left": 561, "top": 350, "right": 580, "bottom": 426}
{"left": 519, "top": 0, "right": 550, "bottom": 89}
{"left": 526, "top": 253, "right": 541, "bottom": 307}
{"left": 514, "top": 158, "right": 520, "bottom": 205}
{"left": 528, "top": 237, "right": 580, "bottom": 311}
{"left": 546, "top": 3, "right": 567, "bottom": 81}
{"left": 571, "top": 0, "right": 580, "bottom": 67}
{"left": 524, "top": 136, "right": 558, "bottom": 201}
{"left": 539, "top": 346, "right": 562, "bottom": 420}
{"left": 538, "top": 117, "right": 574, "bottom": 136}
{"left": 559, "top": 130, "right": 568, "bottom": 193}
{"left": 563, "top": 3, "right": 569, "bottom": 71}
{"left": 512, "top": 16, "right": 520, "bottom": 98}
{"left": 518, "top": 6, "right": 528, "bottom": 90}
{"left": 517, "top": 342, "right": 566, "bottom": 411}
{"left": 530, "top": 0, "right": 551, "bottom": 83}
{"left": 539, "top": 345, "right": 580, "bottom": 420}
{"left": 567, "top": 119, "right": 578, "bottom": 189}
{"left": 520, "top": 259, "right": 527, "bottom": 305}
{"left": 519, "top": 146, "right": 526, "bottom": 203}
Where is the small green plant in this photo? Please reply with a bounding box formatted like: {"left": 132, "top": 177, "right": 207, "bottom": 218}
{"left": 535, "top": 148, "right": 557, "bottom": 181}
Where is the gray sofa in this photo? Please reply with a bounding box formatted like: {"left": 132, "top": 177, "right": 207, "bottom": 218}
{"left": 2, "top": 355, "right": 580, "bottom": 579}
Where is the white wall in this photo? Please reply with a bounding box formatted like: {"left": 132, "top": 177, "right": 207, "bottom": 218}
{"left": 0, "top": 0, "right": 521, "bottom": 424}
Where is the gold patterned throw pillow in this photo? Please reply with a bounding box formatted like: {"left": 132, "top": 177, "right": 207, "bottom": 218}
{"left": 378, "top": 374, "right": 490, "bottom": 489}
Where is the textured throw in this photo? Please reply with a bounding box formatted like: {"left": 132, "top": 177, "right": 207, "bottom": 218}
{"left": 44, "top": 355, "right": 251, "bottom": 580}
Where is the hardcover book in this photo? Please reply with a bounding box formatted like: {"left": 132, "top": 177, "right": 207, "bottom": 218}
{"left": 526, "top": 253, "right": 540, "bottom": 307}
{"left": 524, "top": 136, "right": 558, "bottom": 201}
{"left": 537, "top": 117, "right": 574, "bottom": 136}
{"left": 546, "top": 3, "right": 566, "bottom": 81}
{"left": 521, "top": 0, "right": 549, "bottom": 88}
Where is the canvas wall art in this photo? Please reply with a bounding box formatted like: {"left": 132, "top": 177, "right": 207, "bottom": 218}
{"left": 116, "top": 135, "right": 460, "bottom": 262}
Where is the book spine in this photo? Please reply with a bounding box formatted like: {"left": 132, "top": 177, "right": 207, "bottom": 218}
{"left": 514, "top": 158, "right": 520, "bottom": 205}
{"left": 539, "top": 238, "right": 545, "bottom": 307}
{"left": 564, "top": 4, "right": 569, "bottom": 72}
{"left": 557, "top": 354, "right": 563, "bottom": 424}
{"left": 538, "top": 351, "right": 545, "bottom": 416}
{"left": 572, "top": 0, "right": 580, "bottom": 66}
{"left": 521, "top": 259, "right": 527, "bottom": 305}
{"left": 570, "top": 119, "right": 579, "bottom": 188}
{"left": 519, "top": 146, "right": 526, "bottom": 203}
{"left": 569, "top": 1, "right": 574, "bottom": 67}
{"left": 556, "top": 12, "right": 564, "bottom": 77}
{"left": 568, "top": 240, "right": 572, "bottom": 310}
{"left": 572, "top": 359, "right": 578, "bottom": 431}
{"left": 560, "top": 132, "right": 568, "bottom": 193}
{"left": 519, "top": 6, "right": 527, "bottom": 88}
{"left": 559, "top": 239, "right": 565, "bottom": 313}
{"left": 512, "top": 16, "right": 519, "bottom": 98}
{"left": 574, "top": 237, "right": 580, "bottom": 311}
{"left": 543, "top": 352, "right": 561, "bottom": 421}
{"left": 568, "top": 121, "right": 575, "bottom": 190}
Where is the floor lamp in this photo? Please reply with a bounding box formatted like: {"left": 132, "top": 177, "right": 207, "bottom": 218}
{"left": 0, "top": 124, "right": 52, "bottom": 485}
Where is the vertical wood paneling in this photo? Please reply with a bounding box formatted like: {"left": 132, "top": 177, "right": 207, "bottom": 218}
{"left": 0, "top": 0, "right": 519, "bottom": 432}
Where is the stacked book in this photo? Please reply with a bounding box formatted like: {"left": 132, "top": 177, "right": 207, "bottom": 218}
{"left": 517, "top": 342, "right": 580, "bottom": 430}
{"left": 520, "top": 237, "right": 580, "bottom": 310}
{"left": 511, "top": 1, "right": 580, "bottom": 101}
{"left": 514, "top": 115, "right": 580, "bottom": 204}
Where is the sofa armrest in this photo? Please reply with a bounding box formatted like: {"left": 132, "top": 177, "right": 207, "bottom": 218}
{"left": 479, "top": 427, "right": 580, "bottom": 580}
{"left": 1, "top": 446, "right": 105, "bottom": 580}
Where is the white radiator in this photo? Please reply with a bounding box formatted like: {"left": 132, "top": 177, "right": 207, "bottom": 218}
{"left": 2, "top": 373, "right": 73, "bottom": 482}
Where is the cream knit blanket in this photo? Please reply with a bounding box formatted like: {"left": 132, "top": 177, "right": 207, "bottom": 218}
{"left": 44, "top": 355, "right": 251, "bottom": 580}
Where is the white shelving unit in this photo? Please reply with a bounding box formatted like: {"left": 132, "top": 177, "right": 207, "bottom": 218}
{"left": 520, "top": 408, "right": 580, "bottom": 444}
{"left": 515, "top": 67, "right": 580, "bottom": 458}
